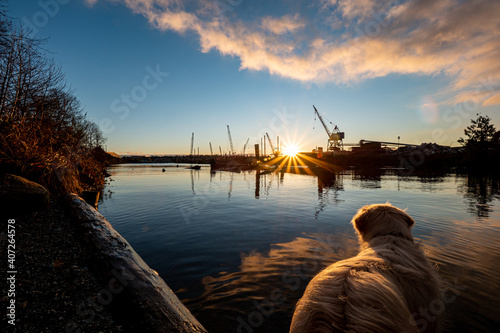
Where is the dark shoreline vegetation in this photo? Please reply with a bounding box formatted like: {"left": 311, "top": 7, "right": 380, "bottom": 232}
{"left": 0, "top": 5, "right": 113, "bottom": 196}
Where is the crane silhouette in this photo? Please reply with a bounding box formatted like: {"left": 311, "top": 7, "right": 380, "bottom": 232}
{"left": 313, "top": 105, "right": 344, "bottom": 151}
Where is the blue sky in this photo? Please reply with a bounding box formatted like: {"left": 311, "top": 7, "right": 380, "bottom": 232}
{"left": 8, "top": 0, "right": 500, "bottom": 155}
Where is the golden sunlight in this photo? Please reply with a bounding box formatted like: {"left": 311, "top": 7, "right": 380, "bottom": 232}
{"left": 283, "top": 144, "right": 300, "bottom": 157}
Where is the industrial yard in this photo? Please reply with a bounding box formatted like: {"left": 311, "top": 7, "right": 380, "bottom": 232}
{"left": 117, "top": 106, "right": 491, "bottom": 175}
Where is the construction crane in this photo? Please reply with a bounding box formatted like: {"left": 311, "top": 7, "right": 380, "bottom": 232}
{"left": 242, "top": 138, "right": 250, "bottom": 155}
{"left": 265, "top": 132, "right": 279, "bottom": 157}
{"left": 190, "top": 132, "right": 194, "bottom": 155}
{"left": 313, "top": 105, "right": 344, "bottom": 151}
{"left": 227, "top": 125, "right": 235, "bottom": 155}
{"left": 209, "top": 142, "right": 213, "bottom": 155}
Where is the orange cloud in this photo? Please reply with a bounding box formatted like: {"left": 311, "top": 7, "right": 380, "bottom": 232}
{"left": 484, "top": 93, "right": 500, "bottom": 106}
{"left": 90, "top": 0, "right": 500, "bottom": 104}
{"left": 150, "top": 10, "right": 198, "bottom": 33}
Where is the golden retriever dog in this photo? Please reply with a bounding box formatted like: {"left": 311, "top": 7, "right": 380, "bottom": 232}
{"left": 290, "top": 203, "right": 442, "bottom": 333}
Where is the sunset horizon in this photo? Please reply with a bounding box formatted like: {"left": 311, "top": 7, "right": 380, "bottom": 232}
{"left": 8, "top": 0, "right": 500, "bottom": 155}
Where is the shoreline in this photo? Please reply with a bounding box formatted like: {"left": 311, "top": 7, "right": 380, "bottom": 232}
{"left": 0, "top": 191, "right": 206, "bottom": 333}
{"left": 66, "top": 194, "right": 207, "bottom": 333}
{"left": 1, "top": 197, "right": 124, "bottom": 332}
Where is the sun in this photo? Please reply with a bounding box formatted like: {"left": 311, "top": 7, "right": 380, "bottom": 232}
{"left": 283, "top": 144, "right": 300, "bottom": 157}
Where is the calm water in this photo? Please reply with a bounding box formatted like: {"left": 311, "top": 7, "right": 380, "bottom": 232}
{"left": 99, "top": 164, "right": 500, "bottom": 333}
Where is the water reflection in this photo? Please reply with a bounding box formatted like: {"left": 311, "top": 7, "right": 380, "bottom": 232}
{"left": 315, "top": 170, "right": 344, "bottom": 219}
{"left": 352, "top": 168, "right": 382, "bottom": 189}
{"left": 190, "top": 169, "right": 196, "bottom": 195}
{"left": 255, "top": 170, "right": 260, "bottom": 199}
{"left": 253, "top": 170, "right": 286, "bottom": 199}
{"left": 253, "top": 168, "right": 345, "bottom": 219}
{"left": 459, "top": 175, "right": 500, "bottom": 219}
{"left": 182, "top": 233, "right": 359, "bottom": 333}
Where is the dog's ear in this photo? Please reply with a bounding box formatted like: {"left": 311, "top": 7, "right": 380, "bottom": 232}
{"left": 351, "top": 205, "right": 372, "bottom": 236}
{"left": 402, "top": 210, "right": 415, "bottom": 228}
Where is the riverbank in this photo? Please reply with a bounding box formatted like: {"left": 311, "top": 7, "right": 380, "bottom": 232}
{"left": 0, "top": 197, "right": 124, "bottom": 332}
{"left": 0, "top": 172, "right": 206, "bottom": 333}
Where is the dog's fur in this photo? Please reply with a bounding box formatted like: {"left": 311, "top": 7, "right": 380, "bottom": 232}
{"left": 290, "top": 204, "right": 442, "bottom": 333}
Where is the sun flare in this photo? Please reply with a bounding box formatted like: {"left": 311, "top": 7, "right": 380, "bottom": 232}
{"left": 283, "top": 144, "right": 300, "bottom": 157}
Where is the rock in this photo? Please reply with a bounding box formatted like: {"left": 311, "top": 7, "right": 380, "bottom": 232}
{"left": 0, "top": 174, "right": 50, "bottom": 217}
{"left": 66, "top": 193, "right": 208, "bottom": 333}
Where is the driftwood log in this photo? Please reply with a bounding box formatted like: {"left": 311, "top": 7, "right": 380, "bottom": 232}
{"left": 66, "top": 194, "right": 207, "bottom": 333}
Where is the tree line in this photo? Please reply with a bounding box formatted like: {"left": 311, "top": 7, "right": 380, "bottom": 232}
{"left": 0, "top": 2, "right": 107, "bottom": 193}
{"left": 458, "top": 114, "right": 500, "bottom": 171}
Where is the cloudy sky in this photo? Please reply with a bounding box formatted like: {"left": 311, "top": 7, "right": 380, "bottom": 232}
{"left": 10, "top": 0, "right": 500, "bottom": 155}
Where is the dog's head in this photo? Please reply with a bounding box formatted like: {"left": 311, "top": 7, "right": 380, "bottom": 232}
{"left": 351, "top": 203, "right": 415, "bottom": 243}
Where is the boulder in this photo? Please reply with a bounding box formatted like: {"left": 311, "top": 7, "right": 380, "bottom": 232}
{"left": 0, "top": 174, "right": 50, "bottom": 217}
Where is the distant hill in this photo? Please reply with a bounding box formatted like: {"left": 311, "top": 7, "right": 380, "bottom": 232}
{"left": 107, "top": 152, "right": 121, "bottom": 159}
